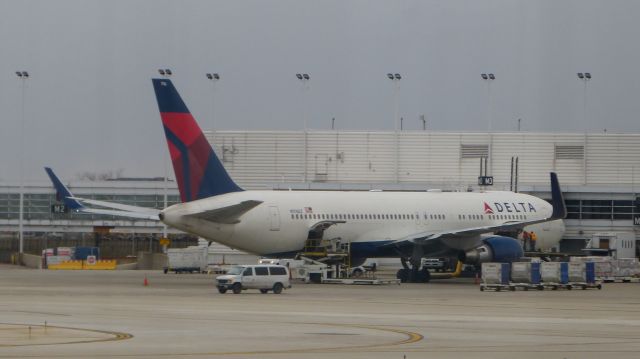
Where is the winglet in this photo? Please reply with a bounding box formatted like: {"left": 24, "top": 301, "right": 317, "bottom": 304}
{"left": 550, "top": 172, "right": 567, "bottom": 219}
{"left": 44, "top": 167, "right": 83, "bottom": 210}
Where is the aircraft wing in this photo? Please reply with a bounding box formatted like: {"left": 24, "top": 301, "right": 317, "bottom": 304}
{"left": 45, "top": 167, "right": 160, "bottom": 221}
{"left": 388, "top": 218, "right": 555, "bottom": 247}
{"left": 386, "top": 172, "right": 567, "bottom": 248}
{"left": 185, "top": 200, "right": 263, "bottom": 224}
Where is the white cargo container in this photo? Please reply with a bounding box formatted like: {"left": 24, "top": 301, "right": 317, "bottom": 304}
{"left": 165, "top": 246, "right": 208, "bottom": 273}
{"left": 510, "top": 262, "right": 541, "bottom": 284}
{"left": 612, "top": 258, "right": 639, "bottom": 278}
{"left": 568, "top": 262, "right": 586, "bottom": 282}
{"left": 540, "top": 262, "right": 569, "bottom": 284}
{"left": 571, "top": 256, "right": 613, "bottom": 278}
{"left": 481, "top": 263, "right": 510, "bottom": 285}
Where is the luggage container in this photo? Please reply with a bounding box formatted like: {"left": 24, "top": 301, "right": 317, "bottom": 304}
{"left": 567, "top": 262, "right": 601, "bottom": 290}
{"left": 611, "top": 258, "right": 639, "bottom": 280}
{"left": 480, "top": 263, "right": 510, "bottom": 291}
{"left": 165, "top": 246, "right": 208, "bottom": 273}
{"left": 509, "top": 262, "right": 542, "bottom": 291}
{"left": 540, "top": 262, "right": 569, "bottom": 290}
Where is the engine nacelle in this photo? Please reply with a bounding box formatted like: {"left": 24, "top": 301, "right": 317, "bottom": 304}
{"left": 459, "top": 236, "right": 523, "bottom": 265}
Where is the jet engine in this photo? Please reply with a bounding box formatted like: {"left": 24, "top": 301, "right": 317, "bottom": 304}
{"left": 459, "top": 236, "right": 523, "bottom": 265}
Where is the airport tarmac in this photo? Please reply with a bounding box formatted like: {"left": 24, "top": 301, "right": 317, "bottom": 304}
{"left": 1, "top": 265, "right": 640, "bottom": 359}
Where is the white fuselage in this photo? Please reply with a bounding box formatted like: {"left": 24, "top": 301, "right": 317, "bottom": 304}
{"left": 160, "top": 189, "right": 559, "bottom": 257}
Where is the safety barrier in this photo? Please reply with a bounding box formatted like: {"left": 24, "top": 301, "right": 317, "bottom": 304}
{"left": 48, "top": 260, "right": 117, "bottom": 270}
{"left": 83, "top": 260, "right": 117, "bottom": 270}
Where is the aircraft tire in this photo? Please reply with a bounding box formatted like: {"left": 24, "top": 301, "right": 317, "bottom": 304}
{"left": 396, "top": 269, "right": 409, "bottom": 283}
{"left": 420, "top": 268, "right": 431, "bottom": 283}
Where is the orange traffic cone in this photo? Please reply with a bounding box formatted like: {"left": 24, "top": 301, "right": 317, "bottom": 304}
{"left": 144, "top": 275, "right": 149, "bottom": 286}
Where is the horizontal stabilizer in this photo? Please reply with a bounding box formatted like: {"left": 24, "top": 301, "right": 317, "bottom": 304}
{"left": 186, "top": 200, "right": 263, "bottom": 224}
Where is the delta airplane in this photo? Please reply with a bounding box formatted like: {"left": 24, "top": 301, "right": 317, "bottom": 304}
{"left": 46, "top": 78, "right": 567, "bottom": 282}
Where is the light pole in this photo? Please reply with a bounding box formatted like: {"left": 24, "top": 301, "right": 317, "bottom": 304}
{"left": 577, "top": 72, "right": 591, "bottom": 130}
{"left": 158, "top": 69, "right": 172, "bottom": 251}
{"left": 481, "top": 73, "right": 495, "bottom": 176}
{"left": 480, "top": 73, "right": 496, "bottom": 131}
{"left": 205, "top": 73, "right": 220, "bottom": 131}
{"left": 15, "top": 71, "right": 28, "bottom": 254}
{"left": 387, "top": 73, "right": 402, "bottom": 183}
{"left": 386, "top": 73, "right": 402, "bottom": 131}
{"left": 296, "top": 73, "right": 310, "bottom": 182}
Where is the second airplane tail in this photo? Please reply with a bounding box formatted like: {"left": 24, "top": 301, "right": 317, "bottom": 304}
{"left": 152, "top": 79, "right": 243, "bottom": 202}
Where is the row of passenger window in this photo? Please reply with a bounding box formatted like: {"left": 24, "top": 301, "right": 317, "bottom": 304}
{"left": 458, "top": 214, "right": 528, "bottom": 221}
{"left": 244, "top": 266, "right": 287, "bottom": 276}
{"left": 291, "top": 213, "right": 447, "bottom": 221}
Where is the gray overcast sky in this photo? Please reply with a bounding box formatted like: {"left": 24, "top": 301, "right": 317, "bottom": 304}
{"left": 2, "top": 0, "right": 640, "bottom": 182}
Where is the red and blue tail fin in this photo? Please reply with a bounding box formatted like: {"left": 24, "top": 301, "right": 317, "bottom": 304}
{"left": 152, "top": 79, "right": 242, "bottom": 202}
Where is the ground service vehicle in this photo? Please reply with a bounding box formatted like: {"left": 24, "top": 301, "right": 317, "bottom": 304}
{"left": 216, "top": 265, "right": 291, "bottom": 294}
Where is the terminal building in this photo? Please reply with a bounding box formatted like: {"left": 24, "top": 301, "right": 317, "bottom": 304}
{"left": 1, "top": 130, "right": 639, "bottom": 254}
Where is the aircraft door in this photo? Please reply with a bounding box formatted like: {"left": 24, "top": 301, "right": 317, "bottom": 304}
{"left": 269, "top": 206, "right": 280, "bottom": 231}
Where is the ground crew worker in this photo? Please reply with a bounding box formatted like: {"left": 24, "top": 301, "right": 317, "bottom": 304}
{"left": 530, "top": 231, "right": 538, "bottom": 251}
{"left": 522, "top": 231, "right": 530, "bottom": 251}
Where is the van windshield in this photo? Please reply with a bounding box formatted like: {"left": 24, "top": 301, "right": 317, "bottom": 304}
{"left": 226, "top": 266, "right": 244, "bottom": 275}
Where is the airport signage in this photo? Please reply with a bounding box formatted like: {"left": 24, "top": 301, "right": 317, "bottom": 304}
{"left": 478, "top": 176, "right": 494, "bottom": 186}
{"left": 50, "top": 204, "right": 68, "bottom": 214}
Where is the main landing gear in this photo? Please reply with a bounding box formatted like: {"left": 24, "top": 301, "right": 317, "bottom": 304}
{"left": 396, "top": 257, "right": 431, "bottom": 283}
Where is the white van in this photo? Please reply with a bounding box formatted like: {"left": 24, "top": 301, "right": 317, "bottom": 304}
{"left": 216, "top": 264, "right": 291, "bottom": 294}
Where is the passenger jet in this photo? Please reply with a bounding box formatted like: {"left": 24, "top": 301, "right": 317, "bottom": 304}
{"left": 46, "top": 78, "right": 567, "bottom": 282}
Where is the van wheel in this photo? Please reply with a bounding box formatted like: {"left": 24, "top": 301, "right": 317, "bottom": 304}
{"left": 218, "top": 286, "right": 227, "bottom": 294}
{"left": 260, "top": 289, "right": 269, "bottom": 294}
{"left": 232, "top": 283, "right": 242, "bottom": 294}
{"left": 272, "top": 282, "right": 283, "bottom": 294}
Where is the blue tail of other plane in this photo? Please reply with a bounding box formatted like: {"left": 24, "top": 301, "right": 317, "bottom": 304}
{"left": 44, "top": 167, "right": 83, "bottom": 210}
